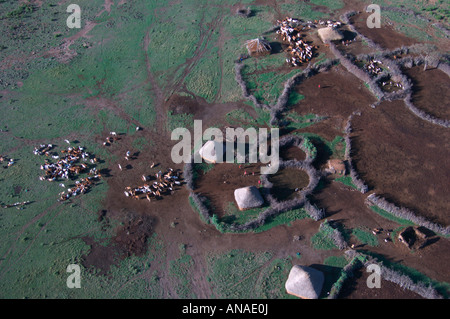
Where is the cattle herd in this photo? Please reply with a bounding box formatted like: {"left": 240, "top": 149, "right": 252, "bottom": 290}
{"left": 27, "top": 131, "right": 185, "bottom": 204}
{"left": 364, "top": 59, "right": 383, "bottom": 76}
{"left": 33, "top": 143, "right": 102, "bottom": 202}
{"left": 276, "top": 17, "right": 343, "bottom": 67}
{"left": 123, "top": 168, "right": 183, "bottom": 202}
{"left": 277, "top": 17, "right": 317, "bottom": 66}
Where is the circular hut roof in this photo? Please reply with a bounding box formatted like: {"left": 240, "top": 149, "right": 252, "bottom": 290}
{"left": 317, "top": 27, "right": 344, "bottom": 43}
{"left": 234, "top": 186, "right": 264, "bottom": 211}
{"left": 285, "top": 265, "right": 324, "bottom": 299}
{"left": 199, "top": 140, "right": 225, "bottom": 164}
{"left": 245, "top": 38, "right": 271, "bottom": 56}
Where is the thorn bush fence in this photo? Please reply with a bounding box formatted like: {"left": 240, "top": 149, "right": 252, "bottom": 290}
{"left": 365, "top": 193, "right": 450, "bottom": 236}
{"left": 344, "top": 115, "right": 369, "bottom": 193}
{"left": 341, "top": 250, "right": 443, "bottom": 299}
{"left": 183, "top": 135, "right": 327, "bottom": 232}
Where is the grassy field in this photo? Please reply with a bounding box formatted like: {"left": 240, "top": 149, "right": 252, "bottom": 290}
{"left": 352, "top": 227, "right": 379, "bottom": 247}
{"left": 206, "top": 249, "right": 295, "bottom": 298}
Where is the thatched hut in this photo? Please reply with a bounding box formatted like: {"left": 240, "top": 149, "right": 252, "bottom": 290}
{"left": 317, "top": 27, "right": 344, "bottom": 43}
{"left": 245, "top": 38, "right": 271, "bottom": 56}
{"left": 198, "top": 140, "right": 225, "bottom": 164}
{"left": 285, "top": 265, "right": 324, "bottom": 299}
{"left": 234, "top": 186, "right": 264, "bottom": 211}
{"left": 327, "top": 159, "right": 346, "bottom": 175}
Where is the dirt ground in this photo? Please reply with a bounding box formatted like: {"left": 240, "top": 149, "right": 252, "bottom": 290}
{"left": 339, "top": 267, "right": 425, "bottom": 299}
{"left": 288, "top": 63, "right": 377, "bottom": 128}
{"left": 268, "top": 168, "right": 310, "bottom": 201}
{"left": 349, "top": 11, "right": 419, "bottom": 50}
{"left": 351, "top": 100, "right": 450, "bottom": 226}
{"left": 280, "top": 144, "right": 306, "bottom": 162}
{"left": 194, "top": 162, "right": 264, "bottom": 217}
{"left": 403, "top": 66, "right": 450, "bottom": 120}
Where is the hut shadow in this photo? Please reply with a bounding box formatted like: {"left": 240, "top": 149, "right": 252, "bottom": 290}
{"left": 309, "top": 263, "right": 343, "bottom": 299}
{"left": 419, "top": 236, "right": 440, "bottom": 249}
{"left": 269, "top": 41, "right": 284, "bottom": 54}
{"left": 341, "top": 30, "right": 357, "bottom": 42}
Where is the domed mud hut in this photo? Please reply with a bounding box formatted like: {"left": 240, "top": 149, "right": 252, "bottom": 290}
{"left": 234, "top": 186, "right": 264, "bottom": 211}
{"left": 317, "top": 26, "right": 344, "bottom": 43}
{"left": 285, "top": 265, "right": 324, "bottom": 299}
{"left": 327, "top": 159, "right": 346, "bottom": 175}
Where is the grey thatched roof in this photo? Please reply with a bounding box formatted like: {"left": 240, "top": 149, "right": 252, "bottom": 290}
{"left": 234, "top": 186, "right": 264, "bottom": 211}
{"left": 245, "top": 38, "right": 271, "bottom": 55}
{"left": 285, "top": 265, "right": 324, "bottom": 299}
{"left": 317, "top": 27, "right": 344, "bottom": 43}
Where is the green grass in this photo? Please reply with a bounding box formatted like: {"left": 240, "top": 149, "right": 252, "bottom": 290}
{"left": 327, "top": 256, "right": 362, "bottom": 299}
{"left": 184, "top": 48, "right": 221, "bottom": 103}
{"left": 352, "top": 227, "right": 379, "bottom": 247}
{"left": 279, "top": 3, "right": 330, "bottom": 21}
{"left": 301, "top": 136, "right": 318, "bottom": 160}
{"left": 309, "top": 0, "right": 345, "bottom": 11}
{"left": 368, "top": 205, "right": 415, "bottom": 226}
{"left": 166, "top": 111, "right": 194, "bottom": 132}
{"left": 254, "top": 208, "right": 309, "bottom": 233}
{"left": 255, "top": 257, "right": 296, "bottom": 299}
{"left": 294, "top": 132, "right": 346, "bottom": 160}
{"left": 285, "top": 112, "right": 321, "bottom": 130}
{"left": 311, "top": 221, "right": 340, "bottom": 250}
{"left": 324, "top": 256, "right": 349, "bottom": 268}
{"left": 335, "top": 175, "right": 357, "bottom": 189}
{"left": 225, "top": 109, "right": 260, "bottom": 128}
{"left": 5, "top": 3, "right": 34, "bottom": 18}
{"left": 221, "top": 201, "right": 268, "bottom": 227}
{"left": 287, "top": 92, "right": 305, "bottom": 107}
{"left": 206, "top": 249, "right": 275, "bottom": 298}
{"left": 169, "top": 251, "right": 197, "bottom": 298}
{"left": 242, "top": 66, "right": 300, "bottom": 106}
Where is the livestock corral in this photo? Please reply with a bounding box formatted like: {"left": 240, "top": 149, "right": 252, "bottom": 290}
{"left": 0, "top": 0, "right": 449, "bottom": 304}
